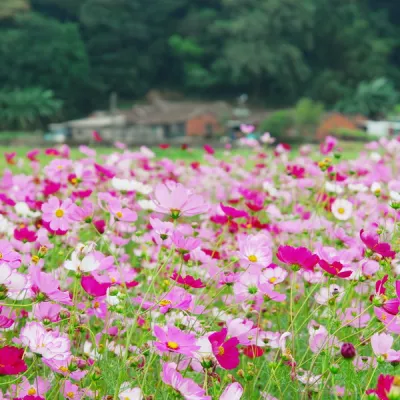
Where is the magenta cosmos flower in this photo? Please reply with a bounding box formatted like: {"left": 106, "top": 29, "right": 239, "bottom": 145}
{"left": 152, "top": 182, "right": 209, "bottom": 218}
{"left": 161, "top": 363, "right": 211, "bottom": 400}
{"left": 277, "top": 245, "right": 319, "bottom": 271}
{"left": 360, "top": 229, "right": 396, "bottom": 259}
{"left": 318, "top": 259, "right": 352, "bottom": 278}
{"left": 372, "top": 275, "right": 400, "bottom": 315}
{"left": 208, "top": 327, "right": 240, "bottom": 370}
{"left": 153, "top": 325, "right": 199, "bottom": 356}
{"left": 366, "top": 374, "right": 395, "bottom": 400}
{"left": 41, "top": 196, "right": 73, "bottom": 231}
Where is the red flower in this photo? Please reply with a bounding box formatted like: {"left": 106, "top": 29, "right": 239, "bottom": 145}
{"left": 5, "top": 152, "right": 17, "bottom": 165}
{"left": 171, "top": 272, "right": 205, "bottom": 288}
{"left": 371, "top": 275, "right": 400, "bottom": 315}
{"left": 243, "top": 345, "right": 264, "bottom": 358}
{"left": 14, "top": 227, "right": 37, "bottom": 243}
{"left": 81, "top": 275, "right": 111, "bottom": 297}
{"left": 318, "top": 260, "right": 352, "bottom": 278}
{"left": 360, "top": 229, "right": 396, "bottom": 259}
{"left": 277, "top": 245, "right": 319, "bottom": 271}
{"left": 92, "top": 130, "right": 102, "bottom": 142}
{"left": 15, "top": 396, "right": 45, "bottom": 400}
{"left": 181, "top": 144, "right": 188, "bottom": 150}
{"left": 159, "top": 143, "right": 170, "bottom": 149}
{"left": 220, "top": 203, "right": 249, "bottom": 219}
{"left": 366, "top": 374, "right": 395, "bottom": 400}
{"left": 203, "top": 144, "right": 215, "bottom": 155}
{"left": 286, "top": 164, "right": 305, "bottom": 179}
{"left": 93, "top": 219, "right": 106, "bottom": 234}
{"left": 0, "top": 346, "right": 27, "bottom": 375}
{"left": 44, "top": 148, "right": 61, "bottom": 156}
{"left": 208, "top": 328, "right": 240, "bottom": 370}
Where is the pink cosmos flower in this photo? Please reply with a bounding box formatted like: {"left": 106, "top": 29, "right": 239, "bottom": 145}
{"left": 150, "top": 217, "right": 175, "bottom": 246}
{"left": 30, "top": 268, "right": 72, "bottom": 305}
{"left": 152, "top": 182, "right": 209, "bottom": 218}
{"left": 374, "top": 307, "right": 400, "bottom": 334}
{"left": 237, "top": 233, "right": 272, "bottom": 268}
{"left": 41, "top": 196, "right": 73, "bottom": 231}
{"left": 153, "top": 325, "right": 199, "bottom": 356}
{"left": 220, "top": 382, "right": 243, "bottom": 400}
{"left": 276, "top": 245, "right": 319, "bottom": 271}
{"left": 11, "top": 377, "right": 50, "bottom": 398}
{"left": 161, "top": 363, "right": 211, "bottom": 400}
{"left": 0, "top": 240, "right": 22, "bottom": 268}
{"left": 20, "top": 322, "right": 70, "bottom": 360}
{"left": 0, "top": 346, "right": 27, "bottom": 375}
{"left": 320, "top": 135, "right": 338, "bottom": 155}
{"left": 370, "top": 333, "right": 400, "bottom": 361}
{"left": 226, "top": 318, "right": 259, "bottom": 346}
{"left": 360, "top": 229, "right": 396, "bottom": 259}
{"left": 203, "top": 144, "right": 215, "bottom": 154}
{"left": 108, "top": 198, "right": 137, "bottom": 222}
{"left": 338, "top": 307, "right": 370, "bottom": 328}
{"left": 69, "top": 199, "right": 94, "bottom": 222}
{"left": 33, "top": 302, "right": 61, "bottom": 323}
{"left": 208, "top": 327, "right": 240, "bottom": 370}
{"left": 171, "top": 230, "right": 201, "bottom": 253}
{"left": 61, "top": 380, "right": 83, "bottom": 400}
{"left": 14, "top": 227, "right": 37, "bottom": 243}
{"left": 27, "top": 149, "right": 40, "bottom": 162}
{"left": 0, "top": 264, "right": 27, "bottom": 300}
{"left": 156, "top": 286, "right": 193, "bottom": 314}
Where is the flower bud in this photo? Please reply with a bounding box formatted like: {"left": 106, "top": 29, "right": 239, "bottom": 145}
{"left": 329, "top": 364, "right": 339, "bottom": 374}
{"left": 341, "top": 343, "right": 356, "bottom": 359}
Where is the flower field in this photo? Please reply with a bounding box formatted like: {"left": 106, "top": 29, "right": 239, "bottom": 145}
{"left": 0, "top": 137, "right": 400, "bottom": 399}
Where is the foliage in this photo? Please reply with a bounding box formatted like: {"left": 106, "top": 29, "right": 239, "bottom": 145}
{"left": 294, "top": 98, "right": 324, "bottom": 137}
{"left": 1, "top": 0, "right": 400, "bottom": 118}
{"left": 336, "top": 78, "right": 399, "bottom": 119}
{"left": 0, "top": 87, "right": 63, "bottom": 130}
{"left": 0, "top": 12, "right": 92, "bottom": 118}
{"left": 333, "top": 127, "right": 377, "bottom": 141}
{"left": 260, "top": 110, "right": 294, "bottom": 138}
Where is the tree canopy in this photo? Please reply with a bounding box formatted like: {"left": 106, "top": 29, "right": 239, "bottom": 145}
{"left": 0, "top": 0, "right": 399, "bottom": 120}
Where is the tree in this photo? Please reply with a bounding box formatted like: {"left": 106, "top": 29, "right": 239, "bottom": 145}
{"left": 336, "top": 78, "right": 398, "bottom": 119}
{"left": 0, "top": 87, "right": 63, "bottom": 130}
{"left": 294, "top": 98, "right": 324, "bottom": 138}
{"left": 0, "top": 12, "right": 94, "bottom": 117}
{"left": 208, "top": 0, "right": 315, "bottom": 101}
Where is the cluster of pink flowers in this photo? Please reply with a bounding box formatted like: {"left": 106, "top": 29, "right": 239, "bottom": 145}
{"left": 0, "top": 135, "right": 400, "bottom": 399}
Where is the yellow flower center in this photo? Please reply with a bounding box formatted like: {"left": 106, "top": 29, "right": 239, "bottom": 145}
{"left": 66, "top": 392, "right": 75, "bottom": 399}
{"left": 116, "top": 211, "right": 123, "bottom": 219}
{"left": 28, "top": 388, "right": 37, "bottom": 395}
{"left": 59, "top": 366, "right": 69, "bottom": 373}
{"left": 93, "top": 301, "right": 100, "bottom": 309}
{"left": 71, "top": 178, "right": 78, "bottom": 185}
{"left": 218, "top": 346, "right": 225, "bottom": 356}
{"left": 269, "top": 277, "right": 277, "bottom": 283}
{"left": 159, "top": 299, "right": 172, "bottom": 307}
{"left": 248, "top": 255, "right": 258, "bottom": 262}
{"left": 337, "top": 207, "right": 345, "bottom": 214}
{"left": 57, "top": 165, "right": 63, "bottom": 170}
{"left": 55, "top": 209, "right": 64, "bottom": 218}
{"left": 167, "top": 341, "right": 179, "bottom": 350}
{"left": 0, "top": 253, "right": 3, "bottom": 259}
{"left": 111, "top": 277, "right": 117, "bottom": 283}
{"left": 31, "top": 255, "right": 40, "bottom": 264}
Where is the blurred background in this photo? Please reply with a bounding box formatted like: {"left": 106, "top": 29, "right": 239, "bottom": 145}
{"left": 1, "top": 0, "right": 400, "bottom": 146}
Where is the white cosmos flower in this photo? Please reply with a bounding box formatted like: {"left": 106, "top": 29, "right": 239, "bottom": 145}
{"left": 137, "top": 199, "right": 156, "bottom": 210}
{"left": 64, "top": 252, "right": 99, "bottom": 273}
{"left": 112, "top": 177, "right": 152, "bottom": 194}
{"left": 371, "top": 182, "right": 382, "bottom": 195}
{"left": 119, "top": 387, "right": 143, "bottom": 400}
{"left": 325, "top": 182, "right": 344, "bottom": 194}
{"left": 263, "top": 182, "right": 278, "bottom": 197}
{"left": 370, "top": 152, "right": 382, "bottom": 162}
{"left": 348, "top": 183, "right": 368, "bottom": 193}
{"left": 15, "top": 202, "right": 40, "bottom": 218}
{"left": 331, "top": 199, "right": 353, "bottom": 221}
{"left": 390, "top": 191, "right": 400, "bottom": 201}
{"left": 315, "top": 285, "right": 344, "bottom": 305}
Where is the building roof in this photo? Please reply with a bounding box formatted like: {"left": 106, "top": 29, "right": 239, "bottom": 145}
{"left": 59, "top": 115, "right": 127, "bottom": 128}
{"left": 123, "top": 99, "right": 232, "bottom": 125}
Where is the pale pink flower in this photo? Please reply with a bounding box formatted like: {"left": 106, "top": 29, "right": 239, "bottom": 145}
{"left": 152, "top": 182, "right": 209, "bottom": 218}
{"left": 220, "top": 382, "right": 243, "bottom": 400}
{"left": 153, "top": 325, "right": 199, "bottom": 357}
{"left": 41, "top": 196, "right": 73, "bottom": 231}
{"left": 0, "top": 264, "right": 27, "bottom": 300}
{"left": 237, "top": 233, "right": 272, "bottom": 267}
{"left": 20, "top": 322, "right": 70, "bottom": 360}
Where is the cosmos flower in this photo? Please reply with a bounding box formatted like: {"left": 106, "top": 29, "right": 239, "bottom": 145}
{"left": 153, "top": 325, "right": 199, "bottom": 356}
{"left": 208, "top": 327, "right": 240, "bottom": 370}
{"left": 0, "top": 346, "right": 27, "bottom": 375}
